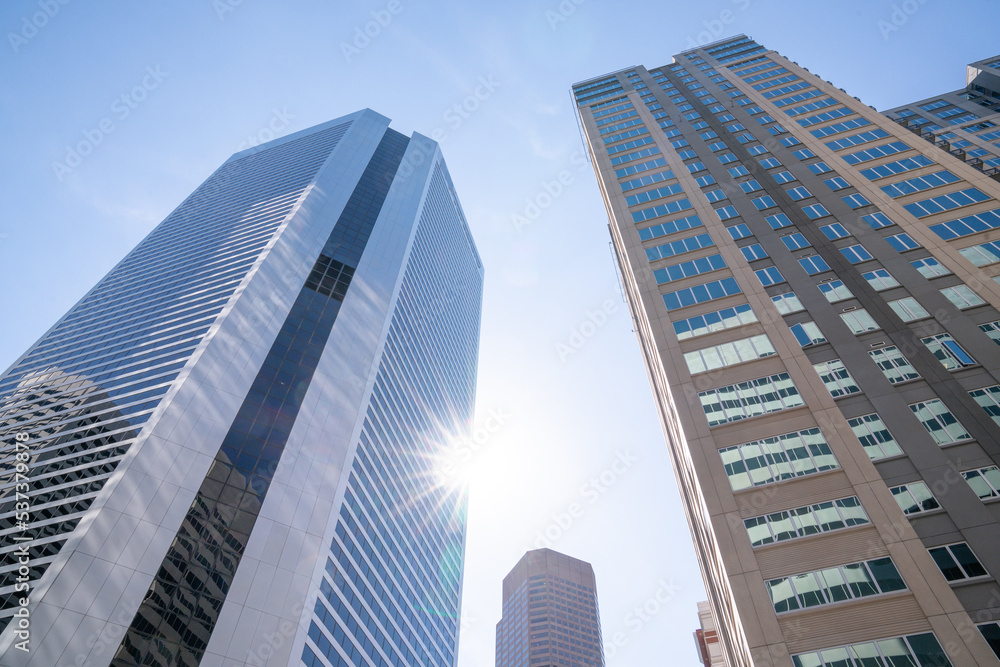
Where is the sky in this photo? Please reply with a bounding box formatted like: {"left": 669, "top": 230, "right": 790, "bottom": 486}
{"left": 2, "top": 1, "right": 999, "bottom": 665}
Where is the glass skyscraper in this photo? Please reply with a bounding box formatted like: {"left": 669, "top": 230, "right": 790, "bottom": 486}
{"left": 574, "top": 37, "right": 1000, "bottom": 667}
{"left": 494, "top": 549, "right": 604, "bottom": 667}
{"left": 0, "top": 109, "right": 483, "bottom": 667}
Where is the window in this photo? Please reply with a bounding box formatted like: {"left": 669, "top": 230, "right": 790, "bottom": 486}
{"left": 802, "top": 204, "right": 830, "bottom": 219}
{"left": 961, "top": 464, "right": 1000, "bottom": 500}
{"left": 765, "top": 213, "right": 792, "bottom": 229}
{"left": 808, "top": 161, "right": 832, "bottom": 175}
{"left": 790, "top": 321, "right": 826, "bottom": 346}
{"left": 882, "top": 170, "right": 963, "bottom": 197}
{"left": 869, "top": 346, "right": 920, "bottom": 384}
{"left": 751, "top": 195, "right": 777, "bottom": 210}
{"left": 758, "top": 157, "right": 782, "bottom": 169}
{"left": 820, "top": 223, "right": 849, "bottom": 239}
{"left": 891, "top": 481, "right": 940, "bottom": 514}
{"left": 653, "top": 254, "right": 727, "bottom": 285}
{"left": 814, "top": 359, "right": 861, "bottom": 398}
{"left": 703, "top": 189, "right": 728, "bottom": 203}
{"left": 798, "top": 256, "right": 831, "bottom": 275}
{"left": 921, "top": 334, "right": 976, "bottom": 369}
{"left": 889, "top": 297, "right": 930, "bottom": 321}
{"left": 841, "top": 193, "right": 872, "bottom": 209}
{"left": 824, "top": 128, "right": 890, "bottom": 151}
{"left": 638, "top": 213, "right": 704, "bottom": 241}
{"left": 819, "top": 280, "right": 853, "bottom": 302}
{"left": 841, "top": 309, "right": 880, "bottom": 334}
{"left": 781, "top": 233, "right": 810, "bottom": 250}
{"left": 848, "top": 413, "right": 902, "bottom": 460}
{"left": 786, "top": 186, "right": 812, "bottom": 201}
{"left": 885, "top": 233, "right": 921, "bottom": 252}
{"left": 740, "top": 179, "right": 764, "bottom": 193}
{"left": 841, "top": 244, "right": 873, "bottom": 263}
{"left": 621, "top": 168, "right": 675, "bottom": 192}
{"left": 626, "top": 182, "right": 685, "bottom": 206}
{"left": 842, "top": 140, "right": 911, "bottom": 164}
{"left": 684, "top": 334, "right": 776, "bottom": 374}
{"left": 632, "top": 197, "right": 694, "bottom": 222}
{"left": 727, "top": 223, "right": 752, "bottom": 240}
{"left": 792, "top": 148, "right": 816, "bottom": 160}
{"left": 755, "top": 266, "right": 785, "bottom": 286}
{"left": 727, "top": 165, "right": 749, "bottom": 177}
{"left": 862, "top": 269, "right": 899, "bottom": 291}
{"left": 911, "top": 257, "right": 950, "bottom": 278}
{"left": 672, "top": 303, "right": 758, "bottom": 340}
{"left": 927, "top": 208, "right": 1000, "bottom": 240}
{"left": 742, "top": 242, "right": 774, "bottom": 264}
{"left": 765, "top": 557, "right": 905, "bottom": 614}
{"left": 743, "top": 496, "right": 869, "bottom": 547}
{"left": 970, "top": 385, "right": 1000, "bottom": 427}
{"left": 940, "top": 284, "right": 985, "bottom": 309}
{"left": 694, "top": 174, "right": 716, "bottom": 187}
{"left": 928, "top": 543, "right": 988, "bottom": 582}
{"left": 699, "top": 373, "right": 805, "bottom": 427}
{"left": 791, "top": 633, "right": 951, "bottom": 667}
{"left": 716, "top": 205, "right": 740, "bottom": 220}
{"left": 718, "top": 153, "right": 738, "bottom": 164}
{"left": 772, "top": 291, "right": 804, "bottom": 314}
{"left": 644, "top": 233, "right": 716, "bottom": 261}
{"left": 771, "top": 170, "right": 795, "bottom": 184}
{"left": 862, "top": 212, "right": 895, "bottom": 229}
{"left": 662, "top": 277, "right": 743, "bottom": 311}
{"left": 909, "top": 399, "right": 971, "bottom": 445}
{"left": 903, "top": 188, "right": 990, "bottom": 218}
{"left": 979, "top": 623, "right": 1000, "bottom": 661}
{"left": 958, "top": 241, "right": 1000, "bottom": 267}
{"left": 747, "top": 145, "right": 769, "bottom": 156}
{"left": 979, "top": 321, "right": 1000, "bottom": 347}
{"left": 718, "top": 427, "right": 838, "bottom": 490}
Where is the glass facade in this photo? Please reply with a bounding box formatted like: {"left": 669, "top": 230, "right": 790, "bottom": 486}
{"left": 0, "top": 111, "right": 483, "bottom": 667}
{"left": 0, "top": 121, "right": 350, "bottom": 635}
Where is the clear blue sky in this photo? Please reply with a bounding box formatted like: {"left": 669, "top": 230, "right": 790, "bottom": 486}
{"left": 2, "top": 1, "right": 998, "bottom": 665}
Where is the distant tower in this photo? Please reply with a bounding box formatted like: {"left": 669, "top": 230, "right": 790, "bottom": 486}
{"left": 495, "top": 549, "right": 604, "bottom": 667}
{"left": 0, "top": 109, "right": 483, "bottom": 667}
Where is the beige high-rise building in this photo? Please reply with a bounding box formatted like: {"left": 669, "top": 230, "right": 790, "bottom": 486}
{"left": 573, "top": 36, "right": 1000, "bottom": 667}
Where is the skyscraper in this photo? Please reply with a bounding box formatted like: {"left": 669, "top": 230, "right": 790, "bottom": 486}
{"left": 0, "top": 109, "right": 483, "bottom": 667}
{"left": 573, "top": 36, "right": 1000, "bottom": 667}
{"left": 884, "top": 55, "right": 1000, "bottom": 176}
{"left": 495, "top": 549, "right": 604, "bottom": 667}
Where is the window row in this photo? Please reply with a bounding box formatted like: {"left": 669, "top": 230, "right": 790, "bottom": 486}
{"left": 744, "top": 496, "right": 869, "bottom": 547}
{"left": 719, "top": 427, "right": 838, "bottom": 491}
{"left": 766, "top": 557, "right": 905, "bottom": 614}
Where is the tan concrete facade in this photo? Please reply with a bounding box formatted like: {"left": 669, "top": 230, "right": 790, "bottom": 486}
{"left": 574, "top": 37, "right": 1000, "bottom": 667}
